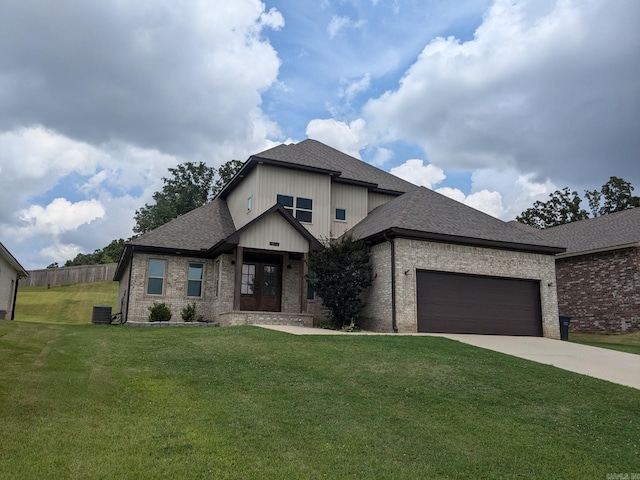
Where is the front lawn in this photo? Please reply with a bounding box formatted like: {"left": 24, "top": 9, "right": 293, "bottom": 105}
{"left": 0, "top": 321, "right": 638, "bottom": 479}
{"left": 571, "top": 331, "right": 640, "bottom": 355}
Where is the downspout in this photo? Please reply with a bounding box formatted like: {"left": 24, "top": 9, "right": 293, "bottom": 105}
{"left": 10, "top": 277, "right": 19, "bottom": 320}
{"left": 124, "top": 246, "right": 134, "bottom": 324}
{"left": 382, "top": 232, "right": 398, "bottom": 333}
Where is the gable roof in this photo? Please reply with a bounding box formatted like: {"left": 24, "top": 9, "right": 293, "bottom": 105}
{"left": 114, "top": 199, "right": 236, "bottom": 280}
{"left": 0, "top": 242, "right": 29, "bottom": 278}
{"left": 129, "top": 198, "right": 236, "bottom": 252}
{"left": 349, "top": 187, "right": 565, "bottom": 254}
{"left": 223, "top": 203, "right": 323, "bottom": 253}
{"left": 532, "top": 207, "right": 640, "bottom": 256}
{"left": 219, "top": 139, "right": 418, "bottom": 197}
{"left": 114, "top": 199, "right": 323, "bottom": 280}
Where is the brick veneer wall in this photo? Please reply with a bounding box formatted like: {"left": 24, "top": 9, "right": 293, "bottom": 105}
{"left": 127, "top": 253, "right": 219, "bottom": 323}
{"left": 555, "top": 247, "right": 640, "bottom": 333}
{"left": 362, "top": 239, "right": 561, "bottom": 338}
{"left": 360, "top": 242, "right": 394, "bottom": 332}
{"left": 122, "top": 250, "right": 322, "bottom": 324}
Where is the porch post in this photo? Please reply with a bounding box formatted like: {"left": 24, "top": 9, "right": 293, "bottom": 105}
{"left": 234, "top": 246, "right": 243, "bottom": 311}
{"left": 301, "top": 252, "right": 308, "bottom": 313}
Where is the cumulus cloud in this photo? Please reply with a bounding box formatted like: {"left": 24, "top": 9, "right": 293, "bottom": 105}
{"left": 305, "top": 118, "right": 367, "bottom": 158}
{"left": 390, "top": 159, "right": 446, "bottom": 188}
{"left": 362, "top": 0, "right": 640, "bottom": 187}
{"left": 17, "top": 198, "right": 105, "bottom": 237}
{"left": 0, "top": 0, "right": 284, "bottom": 158}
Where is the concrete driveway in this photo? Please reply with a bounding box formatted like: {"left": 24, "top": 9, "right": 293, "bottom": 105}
{"left": 256, "top": 325, "right": 640, "bottom": 390}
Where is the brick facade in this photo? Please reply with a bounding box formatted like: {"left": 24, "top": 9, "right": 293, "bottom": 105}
{"left": 123, "top": 250, "right": 322, "bottom": 324}
{"left": 555, "top": 247, "right": 640, "bottom": 333}
{"left": 362, "top": 239, "right": 560, "bottom": 338}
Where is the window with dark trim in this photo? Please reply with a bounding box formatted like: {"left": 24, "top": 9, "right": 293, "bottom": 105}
{"left": 187, "top": 263, "right": 203, "bottom": 297}
{"left": 335, "top": 208, "right": 346, "bottom": 221}
{"left": 277, "top": 194, "right": 313, "bottom": 223}
{"left": 147, "top": 259, "right": 166, "bottom": 295}
{"left": 241, "top": 264, "right": 256, "bottom": 294}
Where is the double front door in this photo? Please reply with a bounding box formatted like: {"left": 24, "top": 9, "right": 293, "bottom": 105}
{"left": 240, "top": 259, "right": 282, "bottom": 312}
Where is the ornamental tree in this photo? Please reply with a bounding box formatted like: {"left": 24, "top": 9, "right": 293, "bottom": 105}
{"left": 307, "top": 234, "right": 372, "bottom": 330}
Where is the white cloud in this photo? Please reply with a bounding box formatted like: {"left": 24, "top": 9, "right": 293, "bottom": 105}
{"left": 327, "top": 15, "right": 365, "bottom": 39}
{"left": 436, "top": 187, "right": 505, "bottom": 218}
{"left": 340, "top": 73, "right": 371, "bottom": 102}
{"left": 305, "top": 118, "right": 367, "bottom": 158}
{"left": 17, "top": 198, "right": 105, "bottom": 237}
{"left": 362, "top": 0, "right": 640, "bottom": 186}
{"left": 390, "top": 159, "right": 446, "bottom": 188}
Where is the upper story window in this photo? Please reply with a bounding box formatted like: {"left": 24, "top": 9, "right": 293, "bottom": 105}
{"left": 147, "top": 259, "right": 166, "bottom": 295}
{"left": 187, "top": 263, "right": 203, "bottom": 297}
{"left": 277, "top": 194, "right": 313, "bottom": 223}
{"left": 335, "top": 208, "right": 346, "bottom": 221}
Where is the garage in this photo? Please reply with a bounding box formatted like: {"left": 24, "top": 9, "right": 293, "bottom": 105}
{"left": 416, "top": 270, "right": 543, "bottom": 336}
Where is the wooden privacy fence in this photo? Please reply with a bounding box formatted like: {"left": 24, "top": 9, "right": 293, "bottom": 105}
{"left": 25, "top": 263, "right": 118, "bottom": 287}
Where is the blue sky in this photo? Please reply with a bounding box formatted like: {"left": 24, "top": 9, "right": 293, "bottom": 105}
{"left": 1, "top": 0, "right": 638, "bottom": 269}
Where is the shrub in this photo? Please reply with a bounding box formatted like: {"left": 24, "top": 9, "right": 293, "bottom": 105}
{"left": 148, "top": 302, "right": 172, "bottom": 322}
{"left": 181, "top": 303, "right": 197, "bottom": 322}
{"left": 307, "top": 234, "right": 372, "bottom": 330}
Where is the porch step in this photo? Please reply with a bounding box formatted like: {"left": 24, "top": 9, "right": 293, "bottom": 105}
{"left": 217, "top": 311, "right": 314, "bottom": 328}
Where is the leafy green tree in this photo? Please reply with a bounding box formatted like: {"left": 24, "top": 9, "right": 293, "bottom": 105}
{"left": 65, "top": 238, "right": 126, "bottom": 266}
{"left": 306, "top": 235, "right": 372, "bottom": 330}
{"left": 516, "top": 187, "right": 588, "bottom": 229}
{"left": 133, "top": 159, "right": 243, "bottom": 234}
{"left": 213, "top": 159, "right": 244, "bottom": 195}
{"left": 584, "top": 176, "right": 640, "bottom": 217}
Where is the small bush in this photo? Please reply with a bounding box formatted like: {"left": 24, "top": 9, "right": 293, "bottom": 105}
{"left": 181, "top": 303, "right": 197, "bottom": 322}
{"left": 148, "top": 302, "right": 172, "bottom": 322}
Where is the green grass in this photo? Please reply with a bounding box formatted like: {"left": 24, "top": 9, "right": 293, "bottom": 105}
{"left": 571, "top": 331, "right": 640, "bottom": 355}
{"left": 0, "top": 321, "right": 638, "bottom": 479}
{"left": 15, "top": 282, "right": 118, "bottom": 324}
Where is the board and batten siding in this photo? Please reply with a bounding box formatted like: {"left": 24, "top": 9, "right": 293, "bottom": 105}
{"left": 239, "top": 212, "right": 310, "bottom": 253}
{"left": 330, "top": 183, "right": 369, "bottom": 237}
{"left": 226, "top": 167, "right": 259, "bottom": 230}
{"left": 367, "top": 192, "right": 397, "bottom": 213}
{"left": 252, "top": 164, "right": 332, "bottom": 239}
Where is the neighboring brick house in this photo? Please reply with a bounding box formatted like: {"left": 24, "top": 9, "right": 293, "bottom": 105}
{"left": 533, "top": 208, "right": 640, "bottom": 334}
{"left": 115, "top": 139, "right": 565, "bottom": 337}
{"left": 0, "top": 241, "right": 29, "bottom": 320}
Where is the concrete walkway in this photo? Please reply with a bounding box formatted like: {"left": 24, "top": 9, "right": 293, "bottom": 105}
{"left": 255, "top": 325, "right": 640, "bottom": 390}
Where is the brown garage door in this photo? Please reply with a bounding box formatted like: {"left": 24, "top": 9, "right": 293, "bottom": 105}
{"left": 417, "top": 271, "right": 542, "bottom": 336}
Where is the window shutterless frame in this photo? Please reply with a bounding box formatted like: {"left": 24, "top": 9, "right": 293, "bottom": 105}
{"left": 147, "top": 259, "right": 166, "bottom": 295}
{"left": 187, "top": 263, "right": 203, "bottom": 297}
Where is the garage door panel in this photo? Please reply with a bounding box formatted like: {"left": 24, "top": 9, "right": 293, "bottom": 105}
{"left": 417, "top": 271, "right": 542, "bottom": 336}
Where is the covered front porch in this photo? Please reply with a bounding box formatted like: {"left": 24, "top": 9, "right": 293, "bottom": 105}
{"left": 214, "top": 246, "right": 322, "bottom": 327}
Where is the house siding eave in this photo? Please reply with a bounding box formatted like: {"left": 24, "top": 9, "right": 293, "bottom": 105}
{"left": 217, "top": 156, "right": 340, "bottom": 199}
{"left": 555, "top": 242, "right": 640, "bottom": 259}
{"left": 360, "top": 228, "right": 565, "bottom": 255}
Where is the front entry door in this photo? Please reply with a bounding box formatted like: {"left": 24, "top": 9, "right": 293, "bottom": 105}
{"left": 240, "top": 262, "right": 282, "bottom": 311}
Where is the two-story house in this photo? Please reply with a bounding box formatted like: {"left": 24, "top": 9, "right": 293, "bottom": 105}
{"left": 115, "top": 139, "right": 565, "bottom": 337}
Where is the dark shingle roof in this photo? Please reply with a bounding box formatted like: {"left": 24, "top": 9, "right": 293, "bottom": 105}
{"left": 130, "top": 198, "right": 236, "bottom": 251}
{"left": 349, "top": 187, "right": 564, "bottom": 254}
{"left": 532, "top": 207, "right": 640, "bottom": 255}
{"left": 245, "top": 139, "right": 418, "bottom": 195}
